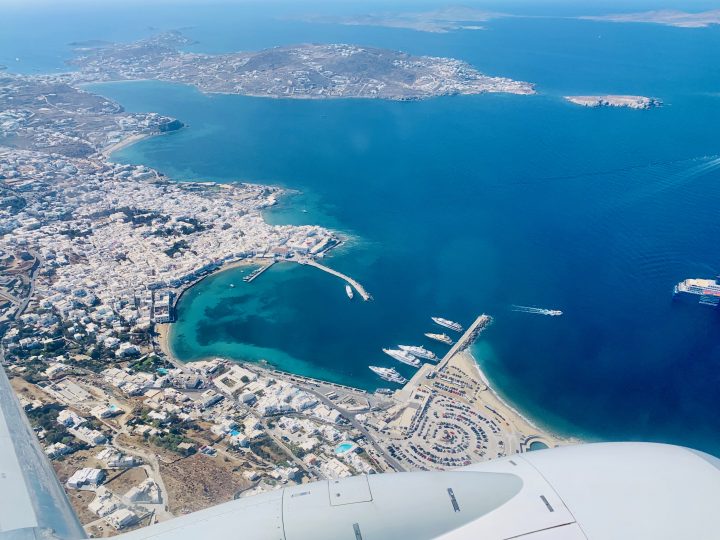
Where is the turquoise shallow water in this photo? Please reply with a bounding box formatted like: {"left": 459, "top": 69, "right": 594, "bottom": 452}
{"left": 9, "top": 2, "right": 720, "bottom": 453}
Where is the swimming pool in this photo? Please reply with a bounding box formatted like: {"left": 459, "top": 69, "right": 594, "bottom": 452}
{"left": 335, "top": 441, "right": 357, "bottom": 456}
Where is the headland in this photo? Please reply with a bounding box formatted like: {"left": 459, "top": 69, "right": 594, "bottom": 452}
{"left": 59, "top": 31, "right": 535, "bottom": 100}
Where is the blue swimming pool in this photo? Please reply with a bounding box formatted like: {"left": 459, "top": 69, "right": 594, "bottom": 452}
{"left": 335, "top": 441, "right": 356, "bottom": 455}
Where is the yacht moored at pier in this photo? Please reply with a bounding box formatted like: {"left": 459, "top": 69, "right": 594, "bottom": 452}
{"left": 431, "top": 316, "right": 463, "bottom": 332}
{"left": 345, "top": 284, "right": 354, "bottom": 299}
{"left": 399, "top": 345, "right": 437, "bottom": 360}
{"left": 368, "top": 366, "right": 407, "bottom": 384}
{"left": 424, "top": 332, "right": 454, "bottom": 345}
{"left": 382, "top": 348, "right": 421, "bottom": 367}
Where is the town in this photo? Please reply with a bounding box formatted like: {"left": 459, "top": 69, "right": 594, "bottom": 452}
{"left": 0, "top": 63, "right": 557, "bottom": 537}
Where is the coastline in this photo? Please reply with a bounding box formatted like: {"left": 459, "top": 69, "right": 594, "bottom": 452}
{"left": 154, "top": 257, "right": 263, "bottom": 363}
{"left": 158, "top": 293, "right": 571, "bottom": 455}
{"left": 100, "top": 132, "right": 153, "bottom": 158}
{"left": 104, "top": 88, "right": 572, "bottom": 456}
{"left": 463, "top": 349, "right": 572, "bottom": 446}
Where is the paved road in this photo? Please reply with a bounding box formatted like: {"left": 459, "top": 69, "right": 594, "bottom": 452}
{"left": 261, "top": 420, "right": 319, "bottom": 479}
{"left": 111, "top": 430, "right": 174, "bottom": 521}
{"left": 242, "top": 364, "right": 404, "bottom": 472}
{"left": 0, "top": 290, "right": 21, "bottom": 305}
{"left": 299, "top": 385, "right": 405, "bottom": 472}
{"left": 9, "top": 251, "right": 41, "bottom": 319}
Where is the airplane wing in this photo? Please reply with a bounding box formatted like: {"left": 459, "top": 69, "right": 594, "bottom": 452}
{"left": 0, "top": 362, "right": 86, "bottom": 539}
{"left": 1, "top": 357, "right": 719, "bottom": 540}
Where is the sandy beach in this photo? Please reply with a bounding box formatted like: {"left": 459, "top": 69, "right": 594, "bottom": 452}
{"left": 154, "top": 257, "right": 267, "bottom": 364}
{"left": 360, "top": 328, "right": 570, "bottom": 471}
{"left": 156, "top": 322, "right": 172, "bottom": 359}
{"left": 100, "top": 133, "right": 153, "bottom": 158}
{"left": 454, "top": 349, "right": 568, "bottom": 447}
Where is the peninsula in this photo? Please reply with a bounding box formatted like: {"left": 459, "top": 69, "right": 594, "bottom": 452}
{"left": 61, "top": 31, "right": 535, "bottom": 100}
{"left": 564, "top": 95, "right": 661, "bottom": 109}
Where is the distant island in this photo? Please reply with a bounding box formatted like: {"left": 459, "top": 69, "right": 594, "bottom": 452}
{"left": 564, "top": 95, "right": 662, "bottom": 110}
{"left": 61, "top": 31, "right": 535, "bottom": 100}
{"left": 304, "top": 7, "right": 506, "bottom": 34}
{"left": 579, "top": 9, "right": 720, "bottom": 28}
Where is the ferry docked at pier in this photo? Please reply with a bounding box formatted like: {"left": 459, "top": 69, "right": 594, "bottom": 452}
{"left": 398, "top": 345, "right": 437, "bottom": 360}
{"left": 345, "top": 284, "right": 354, "bottom": 299}
{"left": 425, "top": 332, "right": 454, "bottom": 345}
{"left": 382, "top": 348, "right": 421, "bottom": 367}
{"left": 431, "top": 317, "right": 463, "bottom": 332}
{"left": 368, "top": 366, "right": 407, "bottom": 384}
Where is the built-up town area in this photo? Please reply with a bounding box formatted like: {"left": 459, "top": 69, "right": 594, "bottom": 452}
{"left": 0, "top": 54, "right": 556, "bottom": 537}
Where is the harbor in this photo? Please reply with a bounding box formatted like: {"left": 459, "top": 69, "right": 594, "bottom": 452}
{"left": 242, "top": 261, "right": 276, "bottom": 283}
{"left": 297, "top": 258, "right": 372, "bottom": 301}
{"left": 438, "top": 314, "right": 493, "bottom": 369}
{"left": 362, "top": 312, "right": 564, "bottom": 471}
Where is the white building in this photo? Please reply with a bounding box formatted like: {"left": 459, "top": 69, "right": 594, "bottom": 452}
{"left": 67, "top": 468, "right": 105, "bottom": 489}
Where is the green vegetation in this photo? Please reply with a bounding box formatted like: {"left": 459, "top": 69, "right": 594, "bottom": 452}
{"left": 26, "top": 403, "right": 84, "bottom": 449}
{"left": 130, "top": 354, "right": 169, "bottom": 373}
{"left": 149, "top": 432, "right": 197, "bottom": 456}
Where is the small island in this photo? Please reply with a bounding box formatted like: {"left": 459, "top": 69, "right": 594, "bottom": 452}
{"left": 306, "top": 7, "right": 506, "bottom": 34}
{"left": 564, "top": 95, "right": 661, "bottom": 110}
{"left": 580, "top": 9, "right": 720, "bottom": 29}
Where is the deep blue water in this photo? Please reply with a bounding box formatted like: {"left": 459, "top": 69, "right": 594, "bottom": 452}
{"left": 7, "top": 2, "right": 720, "bottom": 454}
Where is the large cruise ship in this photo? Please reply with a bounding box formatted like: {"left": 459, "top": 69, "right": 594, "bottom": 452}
{"left": 431, "top": 316, "right": 463, "bottom": 332}
{"left": 424, "top": 332, "right": 454, "bottom": 345}
{"left": 382, "top": 348, "right": 421, "bottom": 367}
{"left": 398, "top": 345, "right": 437, "bottom": 361}
{"left": 368, "top": 366, "right": 407, "bottom": 384}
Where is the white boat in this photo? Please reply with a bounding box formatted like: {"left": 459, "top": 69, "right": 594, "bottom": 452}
{"left": 345, "top": 284, "right": 354, "bottom": 299}
{"left": 382, "top": 348, "right": 420, "bottom": 368}
{"left": 511, "top": 305, "right": 563, "bottom": 316}
{"left": 398, "top": 345, "right": 437, "bottom": 360}
{"left": 368, "top": 366, "right": 407, "bottom": 384}
{"left": 431, "top": 317, "right": 463, "bottom": 332}
{"left": 424, "top": 332, "right": 454, "bottom": 345}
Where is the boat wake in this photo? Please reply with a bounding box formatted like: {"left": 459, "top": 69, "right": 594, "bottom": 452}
{"left": 511, "top": 305, "right": 563, "bottom": 316}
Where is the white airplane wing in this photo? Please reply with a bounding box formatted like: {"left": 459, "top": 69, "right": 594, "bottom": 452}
{"left": 0, "top": 364, "right": 86, "bottom": 539}
{"left": 1, "top": 359, "right": 719, "bottom": 540}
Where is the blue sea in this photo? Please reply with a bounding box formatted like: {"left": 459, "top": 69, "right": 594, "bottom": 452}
{"left": 5, "top": 1, "right": 720, "bottom": 454}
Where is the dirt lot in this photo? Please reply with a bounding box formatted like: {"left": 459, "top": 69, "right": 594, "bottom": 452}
{"left": 10, "top": 376, "right": 50, "bottom": 403}
{"left": 105, "top": 466, "right": 148, "bottom": 495}
{"left": 160, "top": 453, "right": 250, "bottom": 515}
{"left": 51, "top": 449, "right": 104, "bottom": 525}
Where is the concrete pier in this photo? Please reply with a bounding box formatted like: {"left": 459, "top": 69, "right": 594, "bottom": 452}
{"left": 243, "top": 261, "right": 275, "bottom": 283}
{"left": 438, "top": 314, "right": 493, "bottom": 368}
{"left": 299, "top": 259, "right": 372, "bottom": 301}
